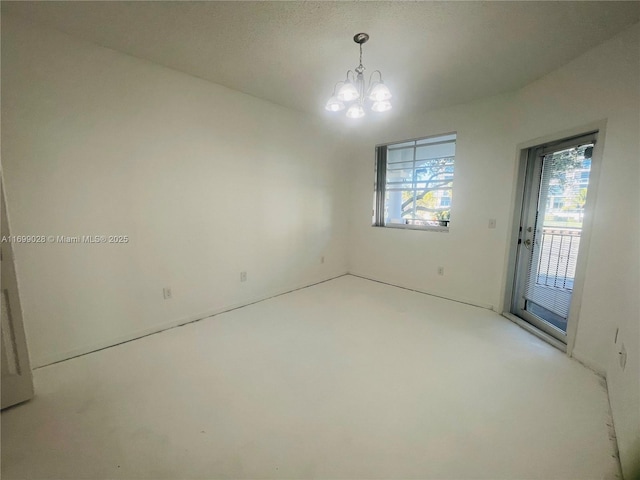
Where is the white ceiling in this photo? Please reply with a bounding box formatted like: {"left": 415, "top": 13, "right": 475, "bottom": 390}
{"left": 4, "top": 1, "right": 640, "bottom": 117}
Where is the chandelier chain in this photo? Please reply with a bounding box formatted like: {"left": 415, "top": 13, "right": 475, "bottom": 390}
{"left": 356, "top": 43, "right": 365, "bottom": 74}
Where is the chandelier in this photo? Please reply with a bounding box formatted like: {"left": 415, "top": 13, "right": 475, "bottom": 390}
{"left": 325, "top": 33, "right": 392, "bottom": 118}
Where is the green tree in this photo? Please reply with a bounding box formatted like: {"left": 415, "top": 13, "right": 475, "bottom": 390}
{"left": 574, "top": 188, "right": 588, "bottom": 221}
{"left": 400, "top": 157, "right": 453, "bottom": 222}
{"left": 549, "top": 149, "right": 582, "bottom": 187}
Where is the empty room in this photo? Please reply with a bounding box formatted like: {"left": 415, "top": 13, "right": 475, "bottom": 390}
{"left": 1, "top": 2, "right": 639, "bottom": 479}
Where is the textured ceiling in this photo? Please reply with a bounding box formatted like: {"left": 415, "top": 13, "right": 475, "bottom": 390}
{"left": 3, "top": 1, "right": 640, "bottom": 117}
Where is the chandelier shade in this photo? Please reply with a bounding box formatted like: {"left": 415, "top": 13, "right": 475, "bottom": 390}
{"left": 337, "top": 81, "right": 359, "bottom": 102}
{"left": 346, "top": 104, "right": 366, "bottom": 119}
{"left": 325, "top": 33, "right": 392, "bottom": 118}
{"left": 371, "top": 100, "right": 392, "bottom": 113}
{"left": 325, "top": 95, "right": 345, "bottom": 112}
{"left": 369, "top": 82, "right": 392, "bottom": 102}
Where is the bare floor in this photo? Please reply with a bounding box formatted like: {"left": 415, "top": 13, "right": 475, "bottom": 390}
{"left": 1, "top": 275, "right": 620, "bottom": 479}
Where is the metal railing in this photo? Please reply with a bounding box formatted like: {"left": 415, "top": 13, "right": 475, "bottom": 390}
{"left": 536, "top": 227, "right": 581, "bottom": 290}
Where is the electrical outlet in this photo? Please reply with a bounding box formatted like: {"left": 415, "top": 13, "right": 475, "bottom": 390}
{"left": 488, "top": 219, "right": 497, "bottom": 229}
{"left": 163, "top": 287, "right": 172, "bottom": 299}
{"left": 240, "top": 271, "right": 247, "bottom": 282}
{"left": 619, "top": 343, "right": 627, "bottom": 370}
{"left": 437, "top": 266, "right": 444, "bottom": 276}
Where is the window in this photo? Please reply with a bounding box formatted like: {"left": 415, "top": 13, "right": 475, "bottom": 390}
{"left": 579, "top": 171, "right": 590, "bottom": 185}
{"left": 549, "top": 183, "right": 563, "bottom": 195}
{"left": 373, "top": 133, "right": 456, "bottom": 230}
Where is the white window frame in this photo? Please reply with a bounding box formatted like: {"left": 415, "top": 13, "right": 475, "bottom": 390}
{"left": 373, "top": 132, "right": 456, "bottom": 232}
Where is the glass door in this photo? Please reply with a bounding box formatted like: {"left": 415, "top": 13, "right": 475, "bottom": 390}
{"left": 511, "top": 133, "right": 596, "bottom": 342}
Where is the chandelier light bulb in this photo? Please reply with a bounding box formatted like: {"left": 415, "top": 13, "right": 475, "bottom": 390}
{"left": 346, "top": 104, "right": 365, "bottom": 119}
{"left": 371, "top": 100, "right": 392, "bottom": 112}
{"left": 337, "top": 81, "right": 359, "bottom": 102}
{"left": 325, "top": 96, "right": 345, "bottom": 112}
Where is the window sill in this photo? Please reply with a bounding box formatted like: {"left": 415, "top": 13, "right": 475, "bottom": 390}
{"left": 372, "top": 224, "right": 450, "bottom": 233}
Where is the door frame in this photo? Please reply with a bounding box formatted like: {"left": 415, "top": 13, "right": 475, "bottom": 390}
{"left": 501, "top": 121, "right": 607, "bottom": 356}
{"left": 1, "top": 172, "right": 35, "bottom": 409}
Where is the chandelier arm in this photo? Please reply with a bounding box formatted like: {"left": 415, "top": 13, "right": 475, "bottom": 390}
{"left": 368, "top": 70, "right": 383, "bottom": 86}
{"left": 332, "top": 81, "right": 344, "bottom": 95}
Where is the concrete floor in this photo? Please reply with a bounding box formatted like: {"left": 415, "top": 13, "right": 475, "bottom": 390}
{"left": 1, "top": 275, "right": 620, "bottom": 479}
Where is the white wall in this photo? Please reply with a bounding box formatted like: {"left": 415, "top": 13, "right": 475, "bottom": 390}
{"left": 1, "top": 16, "right": 349, "bottom": 368}
{"left": 349, "top": 22, "right": 639, "bottom": 477}
{"left": 348, "top": 93, "right": 516, "bottom": 309}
